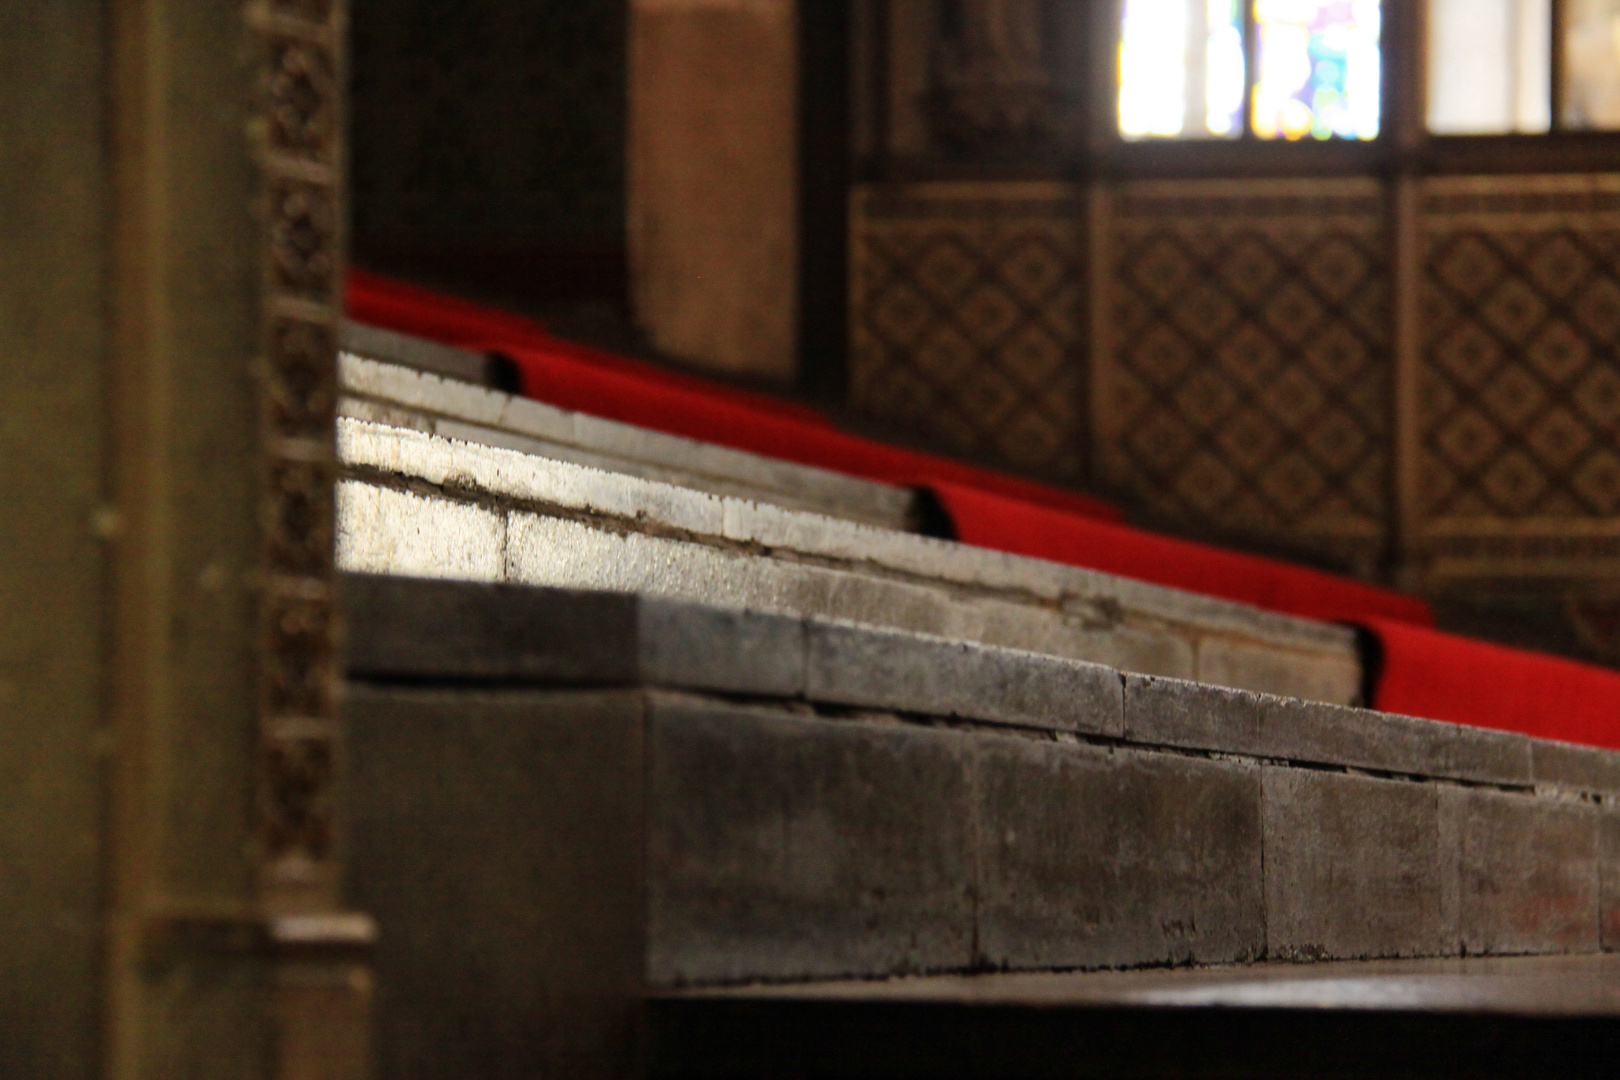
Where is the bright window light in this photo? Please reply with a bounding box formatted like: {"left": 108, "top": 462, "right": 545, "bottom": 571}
{"left": 1119, "top": 0, "right": 1245, "bottom": 139}
{"left": 1252, "top": 0, "right": 1382, "bottom": 140}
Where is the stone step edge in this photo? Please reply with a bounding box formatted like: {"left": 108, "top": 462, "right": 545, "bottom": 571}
{"left": 336, "top": 343, "right": 920, "bottom": 531}
{"left": 343, "top": 574, "right": 1619, "bottom": 797}
{"left": 335, "top": 417, "right": 1357, "bottom": 656}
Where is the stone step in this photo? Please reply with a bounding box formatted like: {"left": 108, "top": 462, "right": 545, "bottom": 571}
{"left": 338, "top": 326, "right": 920, "bottom": 530}
{"left": 342, "top": 575, "right": 1620, "bottom": 1080}
{"left": 336, "top": 417, "right": 1361, "bottom": 704}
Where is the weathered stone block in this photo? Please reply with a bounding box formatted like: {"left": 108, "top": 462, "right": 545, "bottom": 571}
{"left": 344, "top": 574, "right": 639, "bottom": 684}
{"left": 1257, "top": 697, "right": 1531, "bottom": 786}
{"left": 639, "top": 598, "right": 806, "bottom": 697}
{"left": 805, "top": 621, "right": 1123, "bottom": 734}
{"left": 341, "top": 321, "right": 495, "bottom": 386}
{"left": 974, "top": 736, "right": 1264, "bottom": 970}
{"left": 337, "top": 480, "right": 506, "bottom": 584}
{"left": 338, "top": 419, "right": 1364, "bottom": 705}
{"left": 345, "top": 687, "right": 648, "bottom": 1080}
{"left": 1533, "top": 739, "right": 1620, "bottom": 797}
{"left": 1601, "top": 806, "right": 1620, "bottom": 951}
{"left": 1438, "top": 785, "right": 1464, "bottom": 954}
{"left": 646, "top": 698, "right": 977, "bottom": 985}
{"left": 1122, "top": 674, "right": 1260, "bottom": 754}
{"left": 503, "top": 510, "right": 966, "bottom": 642}
{"left": 1196, "top": 635, "right": 1360, "bottom": 706}
{"left": 1458, "top": 790, "right": 1598, "bottom": 956}
{"left": 1263, "top": 769, "right": 1447, "bottom": 959}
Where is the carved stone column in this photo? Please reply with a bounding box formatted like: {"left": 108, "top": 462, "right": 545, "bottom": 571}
{"left": 0, "top": 1, "right": 365, "bottom": 1076}
{"left": 252, "top": 1, "right": 374, "bottom": 1075}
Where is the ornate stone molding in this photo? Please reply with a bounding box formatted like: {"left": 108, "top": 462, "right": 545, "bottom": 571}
{"left": 933, "top": 0, "right": 1054, "bottom": 149}
{"left": 249, "top": 3, "right": 373, "bottom": 1076}
{"left": 250, "top": 0, "right": 346, "bottom": 908}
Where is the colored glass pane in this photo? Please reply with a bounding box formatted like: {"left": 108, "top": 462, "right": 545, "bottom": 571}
{"left": 1252, "top": 0, "right": 1381, "bottom": 140}
{"left": 1118, "top": 0, "right": 1246, "bottom": 139}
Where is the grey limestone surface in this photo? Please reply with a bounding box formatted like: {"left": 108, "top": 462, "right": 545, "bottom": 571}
{"left": 1533, "top": 738, "right": 1620, "bottom": 797}
{"left": 343, "top": 574, "right": 1620, "bottom": 1075}
{"left": 341, "top": 320, "right": 497, "bottom": 386}
{"left": 674, "top": 952, "right": 1620, "bottom": 1013}
{"left": 803, "top": 620, "right": 1123, "bottom": 735}
{"left": 1254, "top": 696, "right": 1532, "bottom": 787}
{"left": 974, "top": 736, "right": 1263, "bottom": 970}
{"left": 639, "top": 598, "right": 807, "bottom": 697}
{"left": 343, "top": 577, "right": 1620, "bottom": 995}
{"left": 1457, "top": 789, "right": 1599, "bottom": 957}
{"left": 1122, "top": 674, "right": 1261, "bottom": 753}
{"left": 1602, "top": 806, "right": 1620, "bottom": 951}
{"left": 344, "top": 574, "right": 1595, "bottom": 793}
{"left": 1263, "top": 770, "right": 1448, "bottom": 960}
{"left": 646, "top": 700, "right": 978, "bottom": 985}
{"left": 336, "top": 418, "right": 1363, "bottom": 703}
{"left": 344, "top": 573, "right": 642, "bottom": 684}
{"left": 346, "top": 682, "right": 1620, "bottom": 1000}
{"left": 345, "top": 687, "right": 648, "bottom": 1080}
{"left": 345, "top": 573, "right": 1120, "bottom": 726}
{"left": 339, "top": 351, "right": 918, "bottom": 530}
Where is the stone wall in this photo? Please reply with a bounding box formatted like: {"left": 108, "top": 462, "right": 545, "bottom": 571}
{"left": 342, "top": 574, "right": 1620, "bottom": 1078}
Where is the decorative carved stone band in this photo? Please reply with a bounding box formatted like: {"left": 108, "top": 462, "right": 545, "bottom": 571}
{"left": 250, "top": 4, "right": 373, "bottom": 1077}
{"left": 249, "top": 0, "right": 345, "bottom": 911}
{"left": 934, "top": 0, "right": 1054, "bottom": 148}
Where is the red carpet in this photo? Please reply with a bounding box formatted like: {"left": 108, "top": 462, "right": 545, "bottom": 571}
{"left": 346, "top": 270, "right": 1620, "bottom": 749}
{"left": 1366, "top": 617, "right": 1620, "bottom": 749}
{"left": 348, "top": 270, "right": 1121, "bottom": 522}
{"left": 930, "top": 481, "right": 1433, "bottom": 626}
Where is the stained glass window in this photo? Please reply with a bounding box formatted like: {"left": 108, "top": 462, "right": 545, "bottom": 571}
{"left": 1118, "top": 0, "right": 1246, "bottom": 139}
{"left": 1564, "top": 0, "right": 1620, "bottom": 129}
{"left": 1252, "top": 0, "right": 1382, "bottom": 140}
{"left": 1427, "top": 0, "right": 1551, "bottom": 134}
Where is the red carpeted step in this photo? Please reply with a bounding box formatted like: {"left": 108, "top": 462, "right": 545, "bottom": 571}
{"left": 929, "top": 481, "right": 1434, "bottom": 627}
{"left": 347, "top": 269, "right": 1122, "bottom": 523}
{"left": 348, "top": 271, "right": 1620, "bottom": 751}
{"left": 1366, "top": 616, "right": 1620, "bottom": 749}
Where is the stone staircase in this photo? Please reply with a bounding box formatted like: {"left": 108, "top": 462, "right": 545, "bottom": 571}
{"left": 338, "top": 323, "right": 919, "bottom": 530}
{"left": 343, "top": 573, "right": 1620, "bottom": 1080}
{"left": 335, "top": 326, "right": 1364, "bottom": 705}
{"left": 336, "top": 327, "right": 1620, "bottom": 1078}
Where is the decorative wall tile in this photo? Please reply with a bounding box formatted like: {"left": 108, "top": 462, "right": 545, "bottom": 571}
{"left": 1100, "top": 179, "right": 1390, "bottom": 570}
{"left": 851, "top": 183, "right": 1085, "bottom": 479}
{"left": 1420, "top": 176, "right": 1620, "bottom": 577}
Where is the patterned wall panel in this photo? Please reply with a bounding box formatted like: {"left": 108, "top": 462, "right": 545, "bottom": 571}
{"left": 850, "top": 183, "right": 1086, "bottom": 479}
{"left": 1420, "top": 175, "right": 1620, "bottom": 580}
{"left": 1099, "top": 179, "right": 1391, "bottom": 571}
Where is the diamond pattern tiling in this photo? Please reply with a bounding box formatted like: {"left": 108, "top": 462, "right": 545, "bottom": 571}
{"left": 1421, "top": 180, "right": 1620, "bottom": 522}
{"left": 1101, "top": 180, "right": 1390, "bottom": 555}
{"left": 851, "top": 185, "right": 1084, "bottom": 479}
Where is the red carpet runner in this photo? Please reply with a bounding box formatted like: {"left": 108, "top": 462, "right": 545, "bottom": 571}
{"left": 347, "top": 271, "right": 1620, "bottom": 748}
{"left": 348, "top": 271, "right": 1121, "bottom": 522}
